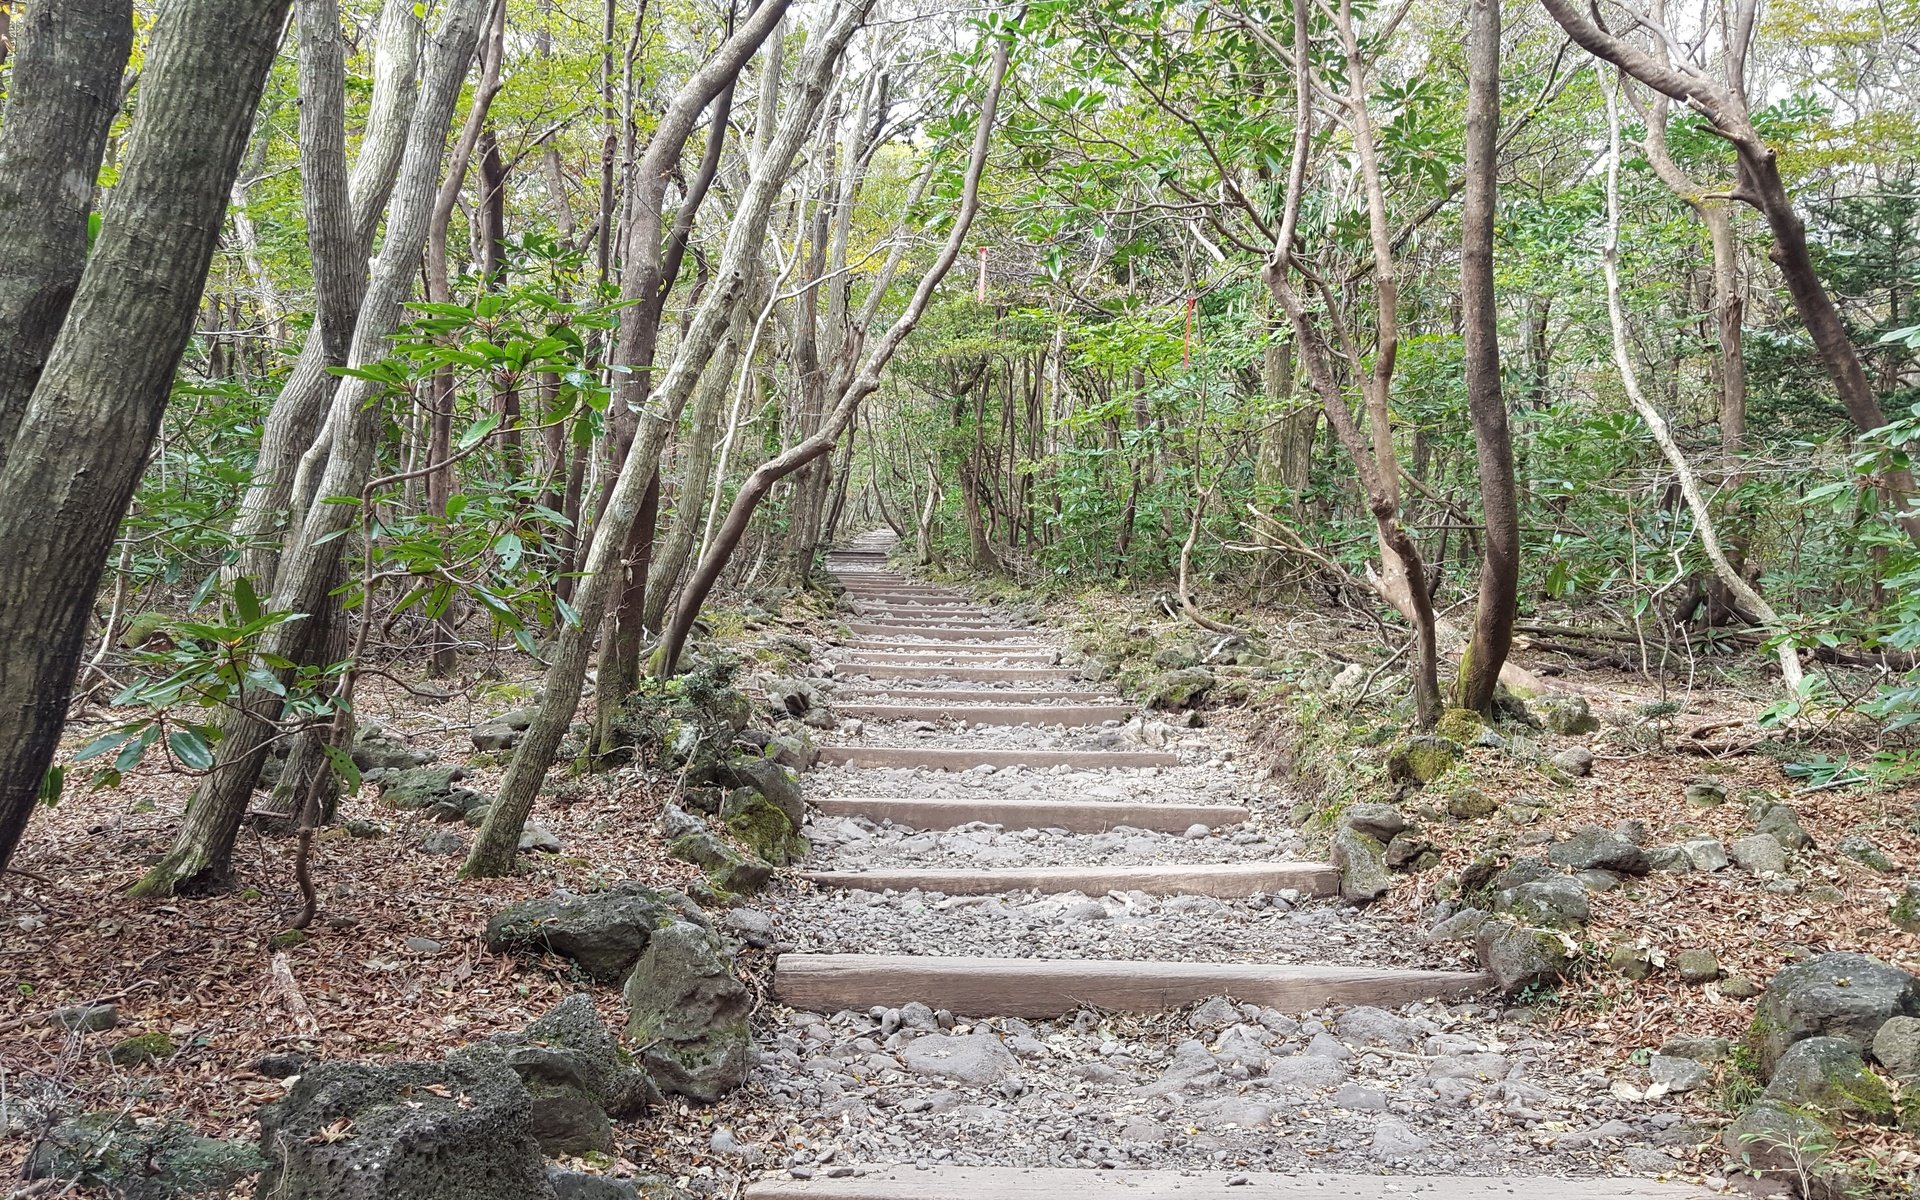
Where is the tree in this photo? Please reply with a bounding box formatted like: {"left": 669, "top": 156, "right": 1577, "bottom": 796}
{"left": 0, "top": 0, "right": 292, "bottom": 875}
{"left": 1452, "top": 0, "right": 1520, "bottom": 715}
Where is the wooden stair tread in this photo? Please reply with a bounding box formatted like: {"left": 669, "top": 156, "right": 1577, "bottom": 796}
{"left": 772, "top": 954, "right": 1492, "bottom": 1017}
{"left": 840, "top": 665, "right": 1083, "bottom": 683}
{"left": 834, "top": 703, "right": 1130, "bottom": 726}
{"left": 837, "top": 687, "right": 1119, "bottom": 704}
{"left": 798, "top": 860, "right": 1336, "bottom": 899}
{"left": 747, "top": 1167, "right": 1716, "bottom": 1200}
{"left": 819, "top": 745, "right": 1175, "bottom": 770}
{"left": 810, "top": 796, "right": 1247, "bottom": 832}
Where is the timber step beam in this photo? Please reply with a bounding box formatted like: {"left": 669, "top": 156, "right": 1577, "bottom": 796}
{"left": 798, "top": 861, "right": 1335, "bottom": 899}
{"left": 747, "top": 1167, "right": 1719, "bottom": 1200}
{"left": 845, "top": 624, "right": 1037, "bottom": 640}
{"left": 773, "top": 954, "right": 1492, "bottom": 1018}
{"left": 818, "top": 745, "right": 1174, "bottom": 770}
{"left": 839, "top": 665, "right": 1083, "bottom": 683}
{"left": 836, "top": 688, "right": 1120, "bottom": 704}
{"left": 839, "top": 652, "right": 1060, "bottom": 666}
{"left": 809, "top": 796, "right": 1247, "bottom": 832}
{"left": 833, "top": 703, "right": 1131, "bottom": 726}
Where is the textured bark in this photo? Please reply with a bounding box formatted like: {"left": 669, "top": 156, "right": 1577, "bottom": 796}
{"left": 465, "top": 0, "right": 864, "bottom": 878}
{"left": 225, "top": 0, "right": 420, "bottom": 592}
{"left": 0, "top": 0, "right": 134, "bottom": 462}
{"left": 0, "top": 0, "right": 290, "bottom": 876}
{"left": 1453, "top": 0, "right": 1519, "bottom": 715}
{"left": 654, "top": 31, "right": 1010, "bottom": 678}
{"left": 132, "top": 0, "right": 491, "bottom": 896}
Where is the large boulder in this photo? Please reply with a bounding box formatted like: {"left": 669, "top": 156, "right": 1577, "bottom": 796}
{"left": 1721, "top": 1102, "right": 1837, "bottom": 1189}
{"left": 1751, "top": 952, "right": 1920, "bottom": 1073}
{"left": 484, "top": 884, "right": 681, "bottom": 982}
{"left": 377, "top": 765, "right": 462, "bottom": 810}
{"left": 623, "top": 921, "right": 754, "bottom": 1102}
{"left": 256, "top": 1053, "right": 552, "bottom": 1200}
{"left": 1341, "top": 802, "right": 1410, "bottom": 844}
{"left": 26, "top": 1112, "right": 265, "bottom": 1199}
{"left": 1476, "top": 919, "right": 1576, "bottom": 995}
{"left": 472, "top": 706, "right": 539, "bottom": 752}
{"left": 1144, "top": 667, "right": 1214, "bottom": 710}
{"left": 715, "top": 754, "right": 804, "bottom": 828}
{"left": 1546, "top": 826, "right": 1650, "bottom": 875}
{"left": 1762, "top": 1036, "right": 1896, "bottom": 1124}
{"left": 1493, "top": 878, "right": 1590, "bottom": 929}
{"left": 351, "top": 721, "right": 432, "bottom": 773}
{"left": 492, "top": 994, "right": 658, "bottom": 1154}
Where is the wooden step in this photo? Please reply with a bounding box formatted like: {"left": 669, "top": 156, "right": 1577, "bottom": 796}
{"left": 772, "top": 954, "right": 1492, "bottom": 1017}
{"left": 847, "top": 624, "right": 1035, "bottom": 640}
{"left": 819, "top": 745, "right": 1174, "bottom": 770}
{"left": 799, "top": 861, "right": 1335, "bottom": 899}
{"left": 838, "top": 639, "right": 1051, "bottom": 652}
{"left": 839, "top": 650, "right": 1060, "bottom": 665}
{"left": 835, "top": 703, "right": 1130, "bottom": 726}
{"left": 839, "top": 664, "right": 1083, "bottom": 684}
{"left": 838, "top": 688, "right": 1119, "bottom": 704}
{"left": 810, "top": 796, "right": 1248, "bottom": 832}
{"left": 748, "top": 1167, "right": 1717, "bottom": 1200}
{"left": 841, "top": 587, "right": 963, "bottom": 598}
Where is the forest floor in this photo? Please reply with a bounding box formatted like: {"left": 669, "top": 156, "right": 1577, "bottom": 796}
{"left": 2, "top": 571, "right": 1917, "bottom": 1197}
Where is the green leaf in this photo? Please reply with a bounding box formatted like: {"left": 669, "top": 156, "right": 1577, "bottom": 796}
{"left": 458, "top": 413, "right": 501, "bottom": 451}
{"left": 168, "top": 728, "right": 215, "bottom": 770}
{"left": 39, "top": 766, "right": 64, "bottom": 808}
{"left": 232, "top": 576, "right": 262, "bottom": 625}
{"left": 75, "top": 727, "right": 138, "bottom": 763}
{"left": 322, "top": 743, "right": 363, "bottom": 794}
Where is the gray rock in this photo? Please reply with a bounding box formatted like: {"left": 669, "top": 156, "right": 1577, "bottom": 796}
{"left": 546, "top": 1168, "right": 641, "bottom": 1200}
{"left": 1384, "top": 831, "right": 1436, "bottom": 870}
{"left": 722, "top": 908, "right": 776, "bottom": 949}
{"left": 1645, "top": 846, "right": 1693, "bottom": 873}
{"left": 1340, "top": 802, "right": 1410, "bottom": 844}
{"left": 377, "top": 765, "right": 462, "bottom": 810}
{"left": 1303, "top": 1032, "right": 1352, "bottom": 1060}
{"left": 767, "top": 732, "right": 818, "bottom": 772}
{"left": 1494, "top": 877, "right": 1590, "bottom": 929}
{"left": 1476, "top": 919, "right": 1576, "bottom": 995}
{"left": 1490, "top": 856, "right": 1555, "bottom": 890}
{"left": 1370, "top": 1116, "right": 1429, "bottom": 1160}
{"left": 1660, "top": 1035, "right": 1731, "bottom": 1063}
{"left": 1754, "top": 804, "right": 1813, "bottom": 851}
{"left": 1537, "top": 693, "right": 1599, "bottom": 735}
{"left": 1335, "top": 1005, "right": 1420, "bottom": 1050}
{"left": 1551, "top": 746, "right": 1594, "bottom": 776}
{"left": 514, "top": 994, "right": 655, "bottom": 1120}
{"left": 1188, "top": 996, "right": 1239, "bottom": 1029}
{"left": 1836, "top": 834, "right": 1895, "bottom": 873}
{"left": 1259, "top": 1055, "right": 1348, "bottom": 1091}
{"left": 623, "top": 920, "right": 754, "bottom": 1101}
{"left": 419, "top": 828, "right": 467, "bottom": 855}
{"left": 1682, "top": 837, "right": 1729, "bottom": 871}
{"left": 1752, "top": 951, "right": 1920, "bottom": 1072}
{"left": 1763, "top": 1036, "right": 1895, "bottom": 1123}
{"left": 518, "top": 822, "right": 562, "bottom": 854}
{"left": 1722, "top": 1102, "right": 1834, "bottom": 1181}
{"left": 1677, "top": 949, "right": 1721, "bottom": 983}
{"left": 485, "top": 883, "right": 679, "bottom": 982}
{"left": 1871, "top": 1015, "right": 1920, "bottom": 1080}
{"left": 404, "top": 937, "right": 444, "bottom": 955}
{"left": 472, "top": 708, "right": 537, "bottom": 752}
{"left": 1333, "top": 1084, "right": 1388, "bottom": 1111}
{"left": 257, "top": 1053, "right": 551, "bottom": 1200}
{"left": 901, "top": 1032, "right": 1018, "bottom": 1086}
{"left": 1648, "top": 1054, "right": 1709, "bottom": 1092}
{"left": 1730, "top": 833, "right": 1789, "bottom": 875}
{"left": 27, "top": 1112, "right": 266, "bottom": 1200}
{"left": 351, "top": 722, "right": 432, "bottom": 773}
{"left": 1546, "top": 825, "right": 1649, "bottom": 875}
{"left": 668, "top": 828, "right": 775, "bottom": 895}
{"left": 1614, "top": 817, "right": 1652, "bottom": 845}
{"left": 1386, "top": 735, "right": 1460, "bottom": 786}
{"left": 1428, "top": 907, "right": 1488, "bottom": 942}
{"left": 1330, "top": 826, "right": 1393, "bottom": 903}
{"left": 55, "top": 1003, "right": 119, "bottom": 1033}
{"left": 716, "top": 755, "right": 805, "bottom": 828}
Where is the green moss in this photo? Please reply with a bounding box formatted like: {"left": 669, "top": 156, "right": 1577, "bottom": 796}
{"left": 105, "top": 1031, "right": 174, "bottom": 1066}
{"left": 1891, "top": 884, "right": 1920, "bottom": 934}
{"left": 1387, "top": 735, "right": 1462, "bottom": 786}
{"left": 119, "top": 611, "right": 170, "bottom": 649}
{"left": 268, "top": 928, "right": 309, "bottom": 951}
{"left": 1435, "top": 707, "right": 1486, "bottom": 743}
{"left": 723, "top": 793, "right": 806, "bottom": 866}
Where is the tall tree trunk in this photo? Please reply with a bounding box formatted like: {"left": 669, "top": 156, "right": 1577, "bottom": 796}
{"left": 1453, "top": 0, "right": 1520, "bottom": 715}
{"left": 465, "top": 0, "right": 863, "bottom": 879}
{"left": 0, "top": 0, "right": 290, "bottom": 876}
{"left": 131, "top": 0, "right": 492, "bottom": 896}
{"left": 0, "top": 0, "right": 134, "bottom": 460}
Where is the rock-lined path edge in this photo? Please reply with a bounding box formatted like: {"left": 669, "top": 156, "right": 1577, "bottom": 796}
{"left": 748, "top": 533, "right": 1719, "bottom": 1199}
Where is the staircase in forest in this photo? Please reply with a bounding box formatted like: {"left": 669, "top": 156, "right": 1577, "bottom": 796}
{"left": 747, "top": 532, "right": 1717, "bottom": 1200}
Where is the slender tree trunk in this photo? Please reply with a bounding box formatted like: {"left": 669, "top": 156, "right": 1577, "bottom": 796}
{"left": 0, "top": 0, "right": 134, "bottom": 461}
{"left": 1453, "top": 0, "right": 1520, "bottom": 715}
{"left": 131, "top": 0, "right": 491, "bottom": 896}
{"left": 465, "top": 0, "right": 863, "bottom": 879}
{"left": 0, "top": 0, "right": 290, "bottom": 876}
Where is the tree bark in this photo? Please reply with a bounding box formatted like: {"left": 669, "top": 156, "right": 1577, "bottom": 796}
{"left": 131, "top": 0, "right": 491, "bottom": 896}
{"left": 464, "top": 0, "right": 864, "bottom": 879}
{"left": 0, "top": 0, "right": 290, "bottom": 876}
{"left": 1453, "top": 0, "right": 1520, "bottom": 715}
{"left": 0, "top": 0, "right": 134, "bottom": 461}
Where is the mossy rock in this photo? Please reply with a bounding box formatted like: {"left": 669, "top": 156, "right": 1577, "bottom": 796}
{"left": 1764, "top": 1036, "right": 1897, "bottom": 1123}
{"left": 668, "top": 830, "right": 774, "bottom": 895}
{"left": 1144, "top": 667, "right": 1215, "bottom": 710}
{"left": 26, "top": 1112, "right": 264, "bottom": 1199}
{"left": 1892, "top": 881, "right": 1920, "bottom": 934}
{"left": 119, "top": 610, "right": 172, "bottom": 649}
{"left": 106, "top": 1031, "right": 175, "bottom": 1067}
{"left": 1386, "top": 735, "right": 1461, "bottom": 786}
{"left": 268, "top": 928, "right": 310, "bottom": 951}
{"left": 1434, "top": 707, "right": 1486, "bottom": 744}
{"left": 721, "top": 791, "right": 807, "bottom": 866}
